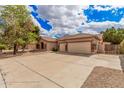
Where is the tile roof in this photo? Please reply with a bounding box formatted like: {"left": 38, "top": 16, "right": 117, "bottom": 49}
{"left": 40, "top": 33, "right": 102, "bottom": 42}
{"left": 41, "top": 36, "right": 57, "bottom": 42}
{"left": 58, "top": 33, "right": 101, "bottom": 40}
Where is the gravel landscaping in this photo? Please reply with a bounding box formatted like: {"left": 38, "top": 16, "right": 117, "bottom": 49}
{"left": 82, "top": 66, "right": 124, "bottom": 88}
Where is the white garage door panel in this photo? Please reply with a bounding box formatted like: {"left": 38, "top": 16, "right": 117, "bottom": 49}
{"left": 47, "top": 43, "right": 56, "bottom": 51}
{"left": 68, "top": 42, "right": 91, "bottom": 53}
{"left": 59, "top": 43, "right": 66, "bottom": 52}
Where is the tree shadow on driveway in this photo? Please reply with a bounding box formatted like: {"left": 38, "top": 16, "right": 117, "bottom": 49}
{"left": 119, "top": 55, "right": 124, "bottom": 72}
{"left": 55, "top": 52, "right": 92, "bottom": 57}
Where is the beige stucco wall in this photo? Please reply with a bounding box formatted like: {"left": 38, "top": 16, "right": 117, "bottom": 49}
{"left": 59, "top": 43, "right": 66, "bottom": 52}
{"left": 27, "top": 44, "right": 36, "bottom": 50}
{"left": 68, "top": 42, "right": 91, "bottom": 54}
{"left": 46, "top": 42, "right": 56, "bottom": 51}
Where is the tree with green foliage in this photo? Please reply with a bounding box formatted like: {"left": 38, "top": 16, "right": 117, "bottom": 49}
{"left": 103, "top": 27, "right": 124, "bottom": 44}
{"left": 18, "top": 19, "right": 39, "bottom": 52}
{"left": 0, "top": 29, "right": 7, "bottom": 53}
{"left": 0, "top": 5, "right": 39, "bottom": 54}
{"left": 0, "top": 44, "right": 6, "bottom": 53}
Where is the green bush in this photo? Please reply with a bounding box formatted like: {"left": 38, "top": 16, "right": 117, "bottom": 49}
{"left": 120, "top": 40, "right": 124, "bottom": 54}
{"left": 52, "top": 47, "right": 58, "bottom": 52}
{"left": 0, "top": 44, "right": 6, "bottom": 50}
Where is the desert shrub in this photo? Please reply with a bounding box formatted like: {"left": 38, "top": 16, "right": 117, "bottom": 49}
{"left": 120, "top": 40, "right": 124, "bottom": 54}
{"left": 0, "top": 44, "right": 7, "bottom": 54}
{"left": 0, "top": 44, "right": 6, "bottom": 50}
{"left": 52, "top": 47, "right": 58, "bottom": 52}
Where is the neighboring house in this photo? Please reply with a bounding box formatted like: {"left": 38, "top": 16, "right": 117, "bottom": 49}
{"left": 31, "top": 33, "right": 104, "bottom": 54}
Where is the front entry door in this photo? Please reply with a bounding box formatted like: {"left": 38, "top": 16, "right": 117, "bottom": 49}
{"left": 41, "top": 42, "right": 44, "bottom": 49}
{"left": 41, "top": 42, "right": 47, "bottom": 50}
{"left": 65, "top": 43, "right": 68, "bottom": 52}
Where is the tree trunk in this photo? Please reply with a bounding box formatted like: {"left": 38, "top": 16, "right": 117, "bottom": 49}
{"left": 22, "top": 44, "right": 26, "bottom": 52}
{"left": 13, "top": 43, "right": 18, "bottom": 55}
{"left": 0, "top": 49, "right": 2, "bottom": 55}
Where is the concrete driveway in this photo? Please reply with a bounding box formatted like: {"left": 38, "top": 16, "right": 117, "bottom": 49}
{"left": 0, "top": 52, "right": 122, "bottom": 88}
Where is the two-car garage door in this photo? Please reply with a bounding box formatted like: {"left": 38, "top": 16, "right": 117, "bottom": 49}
{"left": 59, "top": 42, "right": 91, "bottom": 54}
{"left": 68, "top": 42, "right": 91, "bottom": 54}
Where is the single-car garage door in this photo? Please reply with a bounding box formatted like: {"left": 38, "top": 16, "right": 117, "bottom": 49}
{"left": 68, "top": 42, "right": 91, "bottom": 54}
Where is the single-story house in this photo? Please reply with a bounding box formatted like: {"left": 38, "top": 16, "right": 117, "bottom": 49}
{"left": 58, "top": 33, "right": 104, "bottom": 54}
{"left": 29, "top": 33, "right": 104, "bottom": 54}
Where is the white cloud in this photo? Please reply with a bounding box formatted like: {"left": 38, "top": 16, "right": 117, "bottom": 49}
{"left": 36, "top": 5, "right": 87, "bottom": 37}
{"left": 111, "top": 5, "right": 124, "bottom": 9}
{"left": 33, "top": 5, "right": 124, "bottom": 37}
{"left": 93, "top": 5, "right": 112, "bottom": 11}
{"left": 81, "top": 5, "right": 89, "bottom": 10}
{"left": 119, "top": 18, "right": 124, "bottom": 24}
{"left": 82, "top": 29, "right": 99, "bottom": 34}
{"left": 92, "top": 5, "right": 124, "bottom": 11}
{"left": 79, "top": 20, "right": 124, "bottom": 34}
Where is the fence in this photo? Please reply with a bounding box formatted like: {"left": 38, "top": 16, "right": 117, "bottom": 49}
{"left": 104, "top": 44, "right": 120, "bottom": 54}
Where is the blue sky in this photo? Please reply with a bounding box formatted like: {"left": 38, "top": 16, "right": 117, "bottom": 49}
{"left": 84, "top": 5, "right": 124, "bottom": 22}
{"left": 30, "top": 5, "right": 52, "bottom": 31}
{"left": 29, "top": 5, "right": 124, "bottom": 38}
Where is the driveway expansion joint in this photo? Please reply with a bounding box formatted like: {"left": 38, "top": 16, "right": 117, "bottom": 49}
{"left": 14, "top": 59, "right": 64, "bottom": 88}
{"left": 0, "top": 69, "right": 7, "bottom": 88}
